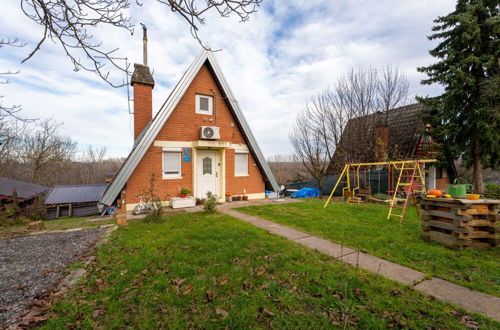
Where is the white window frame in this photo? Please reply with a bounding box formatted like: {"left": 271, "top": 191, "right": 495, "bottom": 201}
{"left": 234, "top": 150, "right": 249, "bottom": 177}
{"left": 162, "top": 147, "right": 182, "bottom": 179}
{"left": 195, "top": 94, "right": 213, "bottom": 115}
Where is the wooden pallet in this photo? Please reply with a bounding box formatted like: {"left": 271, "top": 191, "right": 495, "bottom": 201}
{"left": 420, "top": 198, "right": 499, "bottom": 250}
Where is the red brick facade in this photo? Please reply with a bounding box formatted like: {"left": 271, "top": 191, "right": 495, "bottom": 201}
{"left": 133, "top": 83, "right": 153, "bottom": 140}
{"left": 126, "top": 64, "right": 265, "bottom": 204}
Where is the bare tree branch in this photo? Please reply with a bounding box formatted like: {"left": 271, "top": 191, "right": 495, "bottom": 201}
{"left": 20, "top": 0, "right": 133, "bottom": 87}
{"left": 14, "top": 0, "right": 262, "bottom": 87}
{"left": 0, "top": 37, "right": 39, "bottom": 122}
{"left": 290, "top": 65, "right": 411, "bottom": 185}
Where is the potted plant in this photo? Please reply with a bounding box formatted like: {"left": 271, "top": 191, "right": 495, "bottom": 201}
{"left": 179, "top": 188, "right": 191, "bottom": 198}
{"left": 242, "top": 189, "right": 248, "bottom": 201}
{"left": 225, "top": 192, "right": 233, "bottom": 202}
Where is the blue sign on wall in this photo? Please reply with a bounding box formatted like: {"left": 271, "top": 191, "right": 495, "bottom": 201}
{"left": 183, "top": 148, "right": 191, "bottom": 162}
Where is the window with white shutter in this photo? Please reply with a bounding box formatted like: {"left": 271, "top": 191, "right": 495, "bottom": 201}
{"left": 234, "top": 151, "right": 248, "bottom": 176}
{"left": 163, "top": 149, "right": 182, "bottom": 178}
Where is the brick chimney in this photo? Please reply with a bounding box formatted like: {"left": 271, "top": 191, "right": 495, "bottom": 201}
{"left": 131, "top": 25, "right": 155, "bottom": 140}
{"left": 374, "top": 111, "right": 389, "bottom": 162}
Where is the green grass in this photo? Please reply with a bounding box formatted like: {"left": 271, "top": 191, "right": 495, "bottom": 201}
{"left": 40, "top": 212, "right": 498, "bottom": 329}
{"left": 237, "top": 199, "right": 500, "bottom": 297}
{"left": 0, "top": 216, "right": 114, "bottom": 237}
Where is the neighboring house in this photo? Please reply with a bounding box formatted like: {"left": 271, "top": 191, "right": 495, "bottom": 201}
{"left": 99, "top": 41, "right": 278, "bottom": 214}
{"left": 0, "top": 177, "right": 48, "bottom": 215}
{"left": 332, "top": 104, "right": 456, "bottom": 191}
{"left": 45, "top": 183, "right": 108, "bottom": 219}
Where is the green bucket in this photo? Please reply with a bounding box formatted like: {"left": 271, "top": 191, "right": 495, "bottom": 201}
{"left": 447, "top": 182, "right": 472, "bottom": 198}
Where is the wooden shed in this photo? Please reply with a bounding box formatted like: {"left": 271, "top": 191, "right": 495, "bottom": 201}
{"left": 0, "top": 177, "right": 48, "bottom": 216}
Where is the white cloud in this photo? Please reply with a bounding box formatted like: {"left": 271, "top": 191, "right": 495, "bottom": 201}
{"left": 0, "top": 0, "right": 456, "bottom": 158}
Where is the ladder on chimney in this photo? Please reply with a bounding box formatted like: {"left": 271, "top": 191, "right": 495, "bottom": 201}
{"left": 387, "top": 160, "right": 426, "bottom": 223}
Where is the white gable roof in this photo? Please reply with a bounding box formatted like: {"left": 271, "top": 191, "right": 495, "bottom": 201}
{"left": 99, "top": 50, "right": 279, "bottom": 206}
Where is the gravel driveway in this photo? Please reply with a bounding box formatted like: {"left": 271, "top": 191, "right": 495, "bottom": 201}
{"left": 0, "top": 228, "right": 107, "bottom": 325}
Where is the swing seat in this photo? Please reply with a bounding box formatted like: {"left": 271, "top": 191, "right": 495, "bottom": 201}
{"left": 357, "top": 187, "right": 371, "bottom": 199}
{"left": 343, "top": 190, "right": 355, "bottom": 197}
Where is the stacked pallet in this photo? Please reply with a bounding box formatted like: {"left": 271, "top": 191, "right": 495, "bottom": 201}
{"left": 420, "top": 198, "right": 499, "bottom": 250}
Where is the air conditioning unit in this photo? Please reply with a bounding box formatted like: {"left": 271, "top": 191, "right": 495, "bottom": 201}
{"left": 200, "top": 126, "right": 220, "bottom": 140}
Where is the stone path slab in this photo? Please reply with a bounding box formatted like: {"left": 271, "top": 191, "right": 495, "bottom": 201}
{"left": 295, "top": 236, "right": 357, "bottom": 258}
{"left": 267, "top": 224, "right": 311, "bottom": 240}
{"left": 340, "top": 251, "right": 426, "bottom": 285}
{"left": 415, "top": 278, "right": 500, "bottom": 322}
{"left": 222, "top": 208, "right": 500, "bottom": 322}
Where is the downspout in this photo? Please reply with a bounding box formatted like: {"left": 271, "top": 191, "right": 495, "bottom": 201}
{"left": 210, "top": 89, "right": 218, "bottom": 124}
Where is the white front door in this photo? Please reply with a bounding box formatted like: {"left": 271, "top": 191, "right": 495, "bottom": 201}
{"left": 196, "top": 150, "right": 218, "bottom": 199}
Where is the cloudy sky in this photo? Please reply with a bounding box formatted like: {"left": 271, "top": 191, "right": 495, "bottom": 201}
{"left": 0, "top": 0, "right": 455, "bottom": 158}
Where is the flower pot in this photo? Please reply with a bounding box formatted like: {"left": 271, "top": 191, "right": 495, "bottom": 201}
{"left": 242, "top": 196, "right": 248, "bottom": 201}
{"left": 180, "top": 193, "right": 187, "bottom": 198}
{"left": 233, "top": 196, "right": 241, "bottom": 201}
{"left": 226, "top": 196, "right": 233, "bottom": 202}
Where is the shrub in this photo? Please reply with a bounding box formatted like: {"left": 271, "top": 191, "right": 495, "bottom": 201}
{"left": 142, "top": 173, "right": 165, "bottom": 223}
{"left": 485, "top": 183, "right": 500, "bottom": 199}
{"left": 0, "top": 207, "right": 29, "bottom": 227}
{"left": 203, "top": 191, "right": 217, "bottom": 214}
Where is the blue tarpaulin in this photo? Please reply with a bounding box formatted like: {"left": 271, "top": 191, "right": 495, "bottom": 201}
{"left": 291, "top": 187, "right": 320, "bottom": 198}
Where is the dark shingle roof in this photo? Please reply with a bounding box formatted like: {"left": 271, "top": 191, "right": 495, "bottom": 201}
{"left": 0, "top": 177, "right": 49, "bottom": 199}
{"left": 332, "top": 104, "right": 426, "bottom": 165}
{"left": 45, "top": 183, "right": 108, "bottom": 205}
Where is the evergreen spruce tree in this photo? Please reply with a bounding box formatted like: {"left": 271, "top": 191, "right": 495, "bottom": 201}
{"left": 417, "top": 0, "right": 499, "bottom": 193}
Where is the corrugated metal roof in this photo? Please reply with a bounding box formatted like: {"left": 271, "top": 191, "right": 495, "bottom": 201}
{"left": 45, "top": 183, "right": 108, "bottom": 205}
{"left": 99, "top": 50, "right": 279, "bottom": 206}
{"left": 0, "top": 177, "right": 49, "bottom": 199}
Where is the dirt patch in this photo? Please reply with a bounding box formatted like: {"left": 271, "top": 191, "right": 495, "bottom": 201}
{"left": 0, "top": 228, "right": 106, "bottom": 326}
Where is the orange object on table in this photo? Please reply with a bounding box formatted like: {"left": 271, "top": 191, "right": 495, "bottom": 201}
{"left": 428, "top": 189, "right": 443, "bottom": 197}
{"left": 466, "top": 194, "right": 480, "bottom": 200}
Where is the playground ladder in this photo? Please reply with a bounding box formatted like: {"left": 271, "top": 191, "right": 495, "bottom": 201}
{"left": 387, "top": 161, "right": 426, "bottom": 223}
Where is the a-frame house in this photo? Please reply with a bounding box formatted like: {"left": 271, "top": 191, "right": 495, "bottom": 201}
{"left": 99, "top": 45, "right": 278, "bottom": 214}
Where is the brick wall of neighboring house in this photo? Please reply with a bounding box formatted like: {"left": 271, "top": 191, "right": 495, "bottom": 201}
{"left": 126, "top": 63, "right": 265, "bottom": 204}
{"left": 436, "top": 177, "right": 450, "bottom": 191}
{"left": 374, "top": 124, "right": 389, "bottom": 162}
{"left": 435, "top": 166, "right": 450, "bottom": 191}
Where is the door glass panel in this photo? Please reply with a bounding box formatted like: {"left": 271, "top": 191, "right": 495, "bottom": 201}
{"left": 203, "top": 157, "right": 212, "bottom": 175}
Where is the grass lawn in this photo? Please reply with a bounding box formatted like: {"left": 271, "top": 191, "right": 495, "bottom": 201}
{"left": 0, "top": 216, "right": 114, "bottom": 238}
{"left": 40, "top": 212, "right": 498, "bottom": 329}
{"left": 237, "top": 199, "right": 500, "bottom": 297}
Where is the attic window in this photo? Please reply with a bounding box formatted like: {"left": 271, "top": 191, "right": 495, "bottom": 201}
{"left": 196, "top": 94, "right": 213, "bottom": 115}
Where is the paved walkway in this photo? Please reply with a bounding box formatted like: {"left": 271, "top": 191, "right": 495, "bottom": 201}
{"left": 221, "top": 208, "right": 500, "bottom": 322}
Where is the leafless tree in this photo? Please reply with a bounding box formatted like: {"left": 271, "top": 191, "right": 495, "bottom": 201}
{"left": 79, "top": 145, "right": 108, "bottom": 183}
{"left": 1, "top": 117, "right": 124, "bottom": 185}
{"left": 19, "top": 119, "right": 77, "bottom": 185}
{"left": 289, "top": 111, "right": 331, "bottom": 196}
{"left": 377, "top": 65, "right": 409, "bottom": 112}
{"left": 328, "top": 65, "right": 409, "bottom": 167}
{"left": 290, "top": 65, "right": 410, "bottom": 184}
{"left": 0, "top": 117, "right": 27, "bottom": 177}
{"left": 15, "top": 0, "right": 262, "bottom": 87}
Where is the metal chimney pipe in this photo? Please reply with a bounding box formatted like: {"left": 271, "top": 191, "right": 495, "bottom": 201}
{"left": 141, "top": 24, "right": 148, "bottom": 66}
